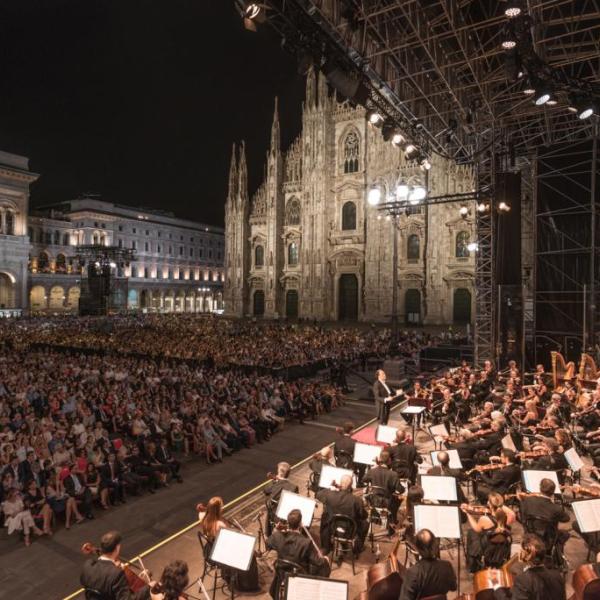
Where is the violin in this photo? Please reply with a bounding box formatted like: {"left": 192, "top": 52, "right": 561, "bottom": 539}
{"left": 565, "top": 484, "right": 600, "bottom": 499}
{"left": 517, "top": 449, "right": 550, "bottom": 459}
{"left": 81, "top": 542, "right": 150, "bottom": 593}
{"left": 571, "top": 562, "right": 600, "bottom": 600}
{"left": 460, "top": 503, "right": 492, "bottom": 516}
{"left": 466, "top": 463, "right": 504, "bottom": 476}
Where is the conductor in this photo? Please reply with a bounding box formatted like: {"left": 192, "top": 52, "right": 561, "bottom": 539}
{"left": 373, "top": 369, "right": 400, "bottom": 425}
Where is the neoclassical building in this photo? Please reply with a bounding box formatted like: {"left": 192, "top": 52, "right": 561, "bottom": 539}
{"left": 0, "top": 149, "right": 224, "bottom": 315}
{"left": 224, "top": 70, "right": 476, "bottom": 324}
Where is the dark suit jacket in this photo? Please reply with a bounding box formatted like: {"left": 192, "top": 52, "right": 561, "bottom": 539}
{"left": 479, "top": 464, "right": 521, "bottom": 493}
{"left": 63, "top": 472, "right": 87, "bottom": 497}
{"left": 520, "top": 495, "right": 570, "bottom": 526}
{"left": 399, "top": 558, "right": 457, "bottom": 600}
{"left": 263, "top": 479, "right": 299, "bottom": 506}
{"left": 512, "top": 565, "right": 566, "bottom": 600}
{"left": 364, "top": 465, "right": 404, "bottom": 497}
{"left": 316, "top": 488, "right": 367, "bottom": 524}
{"left": 373, "top": 380, "right": 394, "bottom": 419}
{"left": 80, "top": 557, "right": 149, "bottom": 600}
{"left": 335, "top": 435, "right": 356, "bottom": 467}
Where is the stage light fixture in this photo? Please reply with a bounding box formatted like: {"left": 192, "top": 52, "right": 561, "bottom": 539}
{"left": 477, "top": 202, "right": 490, "bottom": 213}
{"left": 523, "top": 83, "right": 535, "bottom": 95}
{"left": 505, "top": 0, "right": 522, "bottom": 18}
{"left": 467, "top": 242, "right": 479, "bottom": 252}
{"left": 367, "top": 185, "right": 382, "bottom": 206}
{"left": 534, "top": 84, "right": 552, "bottom": 106}
{"left": 498, "top": 201, "right": 511, "bottom": 212}
{"left": 408, "top": 186, "right": 427, "bottom": 204}
{"left": 459, "top": 205, "right": 469, "bottom": 218}
{"left": 366, "top": 110, "right": 384, "bottom": 127}
{"left": 546, "top": 99, "right": 557, "bottom": 106}
{"left": 576, "top": 96, "right": 598, "bottom": 120}
{"left": 404, "top": 144, "right": 417, "bottom": 157}
{"left": 240, "top": 2, "right": 266, "bottom": 31}
{"left": 391, "top": 132, "right": 405, "bottom": 147}
{"left": 420, "top": 157, "right": 432, "bottom": 171}
{"left": 501, "top": 24, "right": 517, "bottom": 49}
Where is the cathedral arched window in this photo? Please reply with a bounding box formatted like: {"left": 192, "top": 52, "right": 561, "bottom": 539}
{"left": 5, "top": 211, "right": 15, "bottom": 235}
{"left": 341, "top": 201, "right": 357, "bottom": 231}
{"left": 255, "top": 245, "right": 264, "bottom": 268}
{"left": 288, "top": 242, "right": 299, "bottom": 266}
{"left": 343, "top": 131, "right": 360, "bottom": 174}
{"left": 456, "top": 231, "right": 470, "bottom": 258}
{"left": 285, "top": 198, "right": 301, "bottom": 226}
{"left": 407, "top": 234, "right": 420, "bottom": 261}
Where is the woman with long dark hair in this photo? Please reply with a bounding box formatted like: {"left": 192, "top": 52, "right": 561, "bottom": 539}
{"left": 150, "top": 560, "right": 189, "bottom": 600}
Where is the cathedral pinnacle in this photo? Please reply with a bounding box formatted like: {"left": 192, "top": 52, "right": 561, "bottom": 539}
{"left": 226, "top": 142, "right": 238, "bottom": 205}
{"left": 270, "top": 97, "right": 280, "bottom": 154}
{"left": 238, "top": 140, "right": 248, "bottom": 206}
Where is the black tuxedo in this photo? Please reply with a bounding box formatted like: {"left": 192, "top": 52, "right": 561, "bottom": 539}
{"left": 335, "top": 435, "right": 356, "bottom": 469}
{"left": 373, "top": 379, "right": 395, "bottom": 424}
{"left": 512, "top": 565, "right": 566, "bottom": 600}
{"left": 399, "top": 558, "right": 457, "bottom": 600}
{"left": 389, "top": 443, "right": 422, "bottom": 482}
{"left": 80, "top": 557, "right": 149, "bottom": 600}
{"left": 364, "top": 465, "right": 404, "bottom": 524}
{"left": 476, "top": 463, "right": 521, "bottom": 501}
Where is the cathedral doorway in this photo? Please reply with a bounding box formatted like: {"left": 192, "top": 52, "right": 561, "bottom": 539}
{"left": 405, "top": 289, "right": 421, "bottom": 324}
{"left": 253, "top": 290, "right": 265, "bottom": 316}
{"left": 338, "top": 274, "right": 358, "bottom": 321}
{"left": 453, "top": 288, "right": 472, "bottom": 324}
{"left": 285, "top": 290, "right": 298, "bottom": 318}
{"left": 0, "top": 273, "right": 15, "bottom": 309}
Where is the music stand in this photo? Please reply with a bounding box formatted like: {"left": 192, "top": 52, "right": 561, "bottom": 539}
{"left": 420, "top": 475, "right": 458, "bottom": 502}
{"left": 572, "top": 498, "right": 600, "bottom": 533}
{"left": 429, "top": 423, "right": 449, "bottom": 449}
{"left": 430, "top": 449, "right": 463, "bottom": 470}
{"left": 376, "top": 424, "right": 397, "bottom": 445}
{"left": 318, "top": 465, "right": 353, "bottom": 489}
{"left": 210, "top": 528, "right": 256, "bottom": 600}
{"left": 400, "top": 405, "right": 426, "bottom": 443}
{"left": 353, "top": 442, "right": 382, "bottom": 466}
{"left": 501, "top": 433, "right": 517, "bottom": 453}
{"left": 564, "top": 447, "right": 584, "bottom": 473}
{"left": 522, "top": 470, "right": 561, "bottom": 494}
{"left": 276, "top": 490, "right": 316, "bottom": 527}
{"left": 413, "top": 504, "right": 463, "bottom": 594}
{"left": 285, "top": 574, "right": 348, "bottom": 600}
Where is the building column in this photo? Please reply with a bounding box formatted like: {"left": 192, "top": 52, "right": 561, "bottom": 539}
{"left": 0, "top": 209, "right": 5, "bottom": 234}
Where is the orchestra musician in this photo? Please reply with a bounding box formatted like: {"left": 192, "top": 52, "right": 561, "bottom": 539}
{"left": 334, "top": 421, "right": 356, "bottom": 469}
{"left": 266, "top": 509, "right": 330, "bottom": 599}
{"left": 372, "top": 369, "right": 401, "bottom": 425}
{"left": 474, "top": 448, "right": 521, "bottom": 502}
{"left": 263, "top": 462, "right": 299, "bottom": 535}
{"left": 308, "top": 447, "right": 334, "bottom": 493}
{"left": 80, "top": 530, "right": 154, "bottom": 600}
{"left": 316, "top": 474, "right": 368, "bottom": 556}
{"left": 513, "top": 533, "right": 566, "bottom": 600}
{"left": 363, "top": 450, "right": 405, "bottom": 533}
{"left": 149, "top": 560, "right": 188, "bottom": 600}
{"left": 399, "top": 529, "right": 457, "bottom": 600}
{"left": 388, "top": 429, "right": 422, "bottom": 483}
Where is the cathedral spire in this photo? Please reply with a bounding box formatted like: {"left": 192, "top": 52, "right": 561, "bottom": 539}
{"left": 305, "top": 66, "right": 316, "bottom": 109}
{"left": 226, "top": 142, "right": 238, "bottom": 205}
{"left": 317, "top": 70, "right": 328, "bottom": 108}
{"left": 270, "top": 97, "right": 280, "bottom": 155}
{"left": 238, "top": 140, "right": 248, "bottom": 206}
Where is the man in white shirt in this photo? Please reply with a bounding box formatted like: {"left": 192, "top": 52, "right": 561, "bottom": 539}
{"left": 372, "top": 369, "right": 397, "bottom": 425}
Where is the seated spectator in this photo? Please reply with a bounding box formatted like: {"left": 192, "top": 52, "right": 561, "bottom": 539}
{"left": 2, "top": 487, "right": 43, "bottom": 546}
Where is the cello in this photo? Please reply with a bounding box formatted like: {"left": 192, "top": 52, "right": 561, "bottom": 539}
{"left": 357, "top": 536, "right": 406, "bottom": 600}
{"left": 472, "top": 553, "right": 519, "bottom": 599}
{"left": 571, "top": 563, "right": 600, "bottom": 600}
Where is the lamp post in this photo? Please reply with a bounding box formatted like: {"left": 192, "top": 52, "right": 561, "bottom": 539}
{"left": 368, "top": 178, "right": 428, "bottom": 343}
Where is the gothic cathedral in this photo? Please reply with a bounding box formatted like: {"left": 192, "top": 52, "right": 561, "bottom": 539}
{"left": 224, "top": 70, "right": 476, "bottom": 325}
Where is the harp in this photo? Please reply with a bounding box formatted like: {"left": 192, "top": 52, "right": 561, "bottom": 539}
{"left": 578, "top": 353, "right": 600, "bottom": 389}
{"left": 551, "top": 351, "right": 576, "bottom": 389}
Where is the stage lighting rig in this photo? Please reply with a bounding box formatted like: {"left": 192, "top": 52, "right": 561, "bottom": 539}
{"left": 236, "top": 1, "right": 267, "bottom": 32}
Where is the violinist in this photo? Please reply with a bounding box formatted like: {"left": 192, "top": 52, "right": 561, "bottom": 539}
{"left": 513, "top": 399, "right": 539, "bottom": 429}
{"left": 388, "top": 429, "right": 422, "bottom": 483}
{"left": 445, "top": 430, "right": 478, "bottom": 464}
{"left": 462, "top": 492, "right": 515, "bottom": 572}
{"left": 528, "top": 438, "right": 568, "bottom": 480}
{"left": 334, "top": 421, "right": 356, "bottom": 469}
{"left": 316, "top": 474, "right": 368, "bottom": 555}
{"left": 399, "top": 529, "right": 457, "bottom": 600}
{"left": 432, "top": 388, "right": 457, "bottom": 431}
{"left": 363, "top": 450, "right": 405, "bottom": 533}
{"left": 404, "top": 380, "right": 428, "bottom": 428}
{"left": 80, "top": 530, "right": 154, "bottom": 600}
{"left": 149, "top": 560, "right": 189, "bottom": 600}
{"left": 513, "top": 533, "right": 566, "bottom": 600}
{"left": 266, "top": 509, "right": 330, "bottom": 599}
{"left": 264, "top": 462, "right": 299, "bottom": 535}
{"left": 475, "top": 449, "right": 521, "bottom": 502}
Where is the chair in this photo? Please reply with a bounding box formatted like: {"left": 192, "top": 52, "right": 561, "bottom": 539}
{"left": 335, "top": 450, "right": 353, "bottom": 470}
{"left": 329, "top": 514, "right": 357, "bottom": 574}
{"left": 524, "top": 515, "right": 567, "bottom": 570}
{"left": 307, "top": 471, "right": 319, "bottom": 496}
{"left": 197, "top": 531, "right": 223, "bottom": 599}
{"left": 273, "top": 559, "right": 304, "bottom": 600}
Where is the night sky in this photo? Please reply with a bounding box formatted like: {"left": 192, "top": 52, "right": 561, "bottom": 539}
{"left": 0, "top": 0, "right": 305, "bottom": 227}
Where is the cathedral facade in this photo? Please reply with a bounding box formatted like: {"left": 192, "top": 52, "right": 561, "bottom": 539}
{"left": 224, "top": 71, "right": 476, "bottom": 325}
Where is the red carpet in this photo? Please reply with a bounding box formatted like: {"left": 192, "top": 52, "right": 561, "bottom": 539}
{"left": 352, "top": 425, "right": 385, "bottom": 446}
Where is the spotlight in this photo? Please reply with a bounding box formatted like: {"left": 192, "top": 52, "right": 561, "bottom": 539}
{"left": 467, "top": 242, "right": 479, "bottom": 252}
{"left": 523, "top": 82, "right": 535, "bottom": 95}
{"left": 385, "top": 215, "right": 391, "bottom": 221}
{"left": 574, "top": 96, "right": 598, "bottom": 120}
{"left": 459, "top": 205, "right": 469, "bottom": 218}
{"left": 366, "top": 110, "right": 384, "bottom": 127}
{"left": 404, "top": 144, "right": 417, "bottom": 156}
{"left": 546, "top": 99, "right": 557, "bottom": 106}
{"left": 501, "top": 23, "right": 517, "bottom": 49}
{"left": 396, "top": 183, "right": 409, "bottom": 200}
{"left": 477, "top": 202, "right": 490, "bottom": 213}
{"left": 240, "top": 2, "right": 266, "bottom": 31}
{"left": 420, "top": 157, "right": 432, "bottom": 171}
{"left": 504, "top": 0, "right": 522, "bottom": 17}
{"left": 367, "top": 185, "right": 382, "bottom": 206}
{"left": 408, "top": 186, "right": 427, "bottom": 204}
{"left": 534, "top": 84, "right": 552, "bottom": 106}
{"left": 381, "top": 119, "right": 395, "bottom": 142}
{"left": 391, "top": 132, "right": 405, "bottom": 147}
{"left": 498, "top": 201, "right": 511, "bottom": 212}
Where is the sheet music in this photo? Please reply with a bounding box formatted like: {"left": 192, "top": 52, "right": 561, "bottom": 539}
{"left": 401, "top": 406, "right": 426, "bottom": 415}
{"left": 420, "top": 475, "right": 458, "bottom": 502}
{"left": 564, "top": 447, "right": 584, "bottom": 472}
{"left": 522, "top": 470, "right": 562, "bottom": 494}
{"left": 501, "top": 434, "right": 517, "bottom": 453}
{"left": 286, "top": 575, "right": 348, "bottom": 600}
{"left": 572, "top": 499, "right": 600, "bottom": 533}
{"left": 376, "top": 425, "right": 397, "bottom": 444}
{"left": 210, "top": 528, "right": 256, "bottom": 571}
{"left": 430, "top": 449, "right": 462, "bottom": 470}
{"left": 429, "top": 424, "right": 449, "bottom": 441}
{"left": 414, "top": 504, "right": 461, "bottom": 539}
{"left": 318, "top": 465, "right": 354, "bottom": 489}
{"left": 353, "top": 442, "right": 382, "bottom": 466}
{"left": 276, "top": 490, "right": 316, "bottom": 527}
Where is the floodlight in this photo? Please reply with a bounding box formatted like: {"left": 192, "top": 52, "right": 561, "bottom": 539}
{"left": 367, "top": 186, "right": 382, "bottom": 206}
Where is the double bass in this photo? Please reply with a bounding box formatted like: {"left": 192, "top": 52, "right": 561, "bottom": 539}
{"left": 472, "top": 553, "right": 519, "bottom": 599}
{"left": 356, "top": 536, "right": 406, "bottom": 600}
{"left": 571, "top": 563, "right": 600, "bottom": 600}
